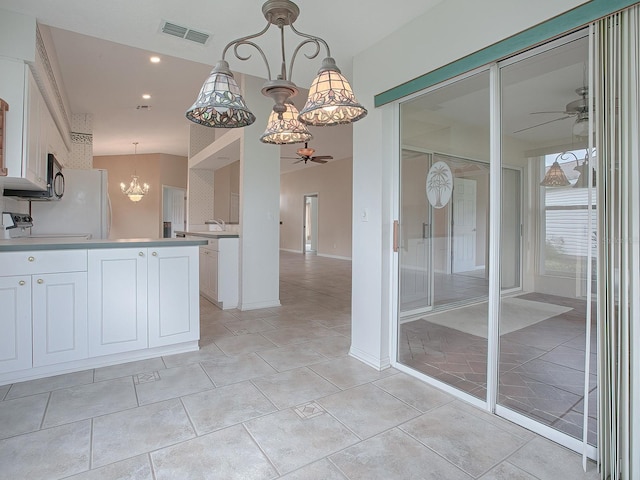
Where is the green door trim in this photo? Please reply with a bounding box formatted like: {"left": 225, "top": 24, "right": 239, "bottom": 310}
{"left": 374, "top": 0, "right": 638, "bottom": 107}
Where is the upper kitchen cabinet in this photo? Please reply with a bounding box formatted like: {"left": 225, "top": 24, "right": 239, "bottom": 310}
{"left": 0, "top": 10, "right": 71, "bottom": 190}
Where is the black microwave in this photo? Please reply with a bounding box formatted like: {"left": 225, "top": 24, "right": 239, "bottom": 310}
{"left": 3, "top": 154, "right": 65, "bottom": 201}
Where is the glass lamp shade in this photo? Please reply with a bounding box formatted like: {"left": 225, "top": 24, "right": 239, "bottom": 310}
{"left": 298, "top": 57, "right": 367, "bottom": 126}
{"left": 540, "top": 160, "right": 570, "bottom": 187}
{"left": 260, "top": 102, "right": 312, "bottom": 144}
{"left": 572, "top": 115, "right": 589, "bottom": 137}
{"left": 186, "top": 60, "right": 256, "bottom": 128}
{"left": 120, "top": 175, "right": 150, "bottom": 202}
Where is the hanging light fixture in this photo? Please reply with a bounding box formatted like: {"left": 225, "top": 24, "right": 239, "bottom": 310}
{"left": 260, "top": 101, "right": 312, "bottom": 144}
{"left": 120, "top": 142, "right": 150, "bottom": 202}
{"left": 540, "top": 152, "right": 573, "bottom": 187}
{"left": 185, "top": 0, "right": 367, "bottom": 144}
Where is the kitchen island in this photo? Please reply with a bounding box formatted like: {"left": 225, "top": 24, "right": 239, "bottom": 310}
{"left": 0, "top": 237, "right": 207, "bottom": 386}
{"left": 176, "top": 231, "right": 240, "bottom": 310}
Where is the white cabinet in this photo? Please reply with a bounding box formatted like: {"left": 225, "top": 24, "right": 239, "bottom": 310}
{"left": 148, "top": 246, "right": 200, "bottom": 347}
{"left": 0, "top": 251, "right": 88, "bottom": 373}
{"left": 198, "top": 237, "right": 239, "bottom": 309}
{"left": 88, "top": 248, "right": 148, "bottom": 356}
{"left": 0, "top": 276, "right": 32, "bottom": 374}
{"left": 88, "top": 246, "right": 199, "bottom": 356}
{"left": 0, "top": 59, "right": 67, "bottom": 188}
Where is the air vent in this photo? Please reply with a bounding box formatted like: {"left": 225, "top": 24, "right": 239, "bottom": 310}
{"left": 137, "top": 105, "right": 152, "bottom": 110}
{"left": 160, "top": 21, "right": 210, "bottom": 45}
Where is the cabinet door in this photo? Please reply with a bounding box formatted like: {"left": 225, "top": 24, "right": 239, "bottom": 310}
{"left": 88, "top": 249, "right": 148, "bottom": 356}
{"left": 32, "top": 272, "right": 88, "bottom": 366}
{"left": 0, "top": 276, "right": 32, "bottom": 374}
{"left": 23, "top": 71, "right": 47, "bottom": 189}
{"left": 199, "top": 248, "right": 210, "bottom": 296}
{"left": 148, "top": 246, "right": 200, "bottom": 347}
{"left": 209, "top": 250, "right": 218, "bottom": 301}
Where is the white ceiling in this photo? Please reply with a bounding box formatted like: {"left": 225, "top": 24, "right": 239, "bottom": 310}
{"left": 0, "top": 0, "right": 445, "bottom": 172}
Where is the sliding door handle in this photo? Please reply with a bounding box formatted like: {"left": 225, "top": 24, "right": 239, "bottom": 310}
{"left": 393, "top": 220, "right": 399, "bottom": 252}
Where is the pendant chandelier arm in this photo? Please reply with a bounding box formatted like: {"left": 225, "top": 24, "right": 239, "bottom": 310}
{"left": 287, "top": 21, "right": 330, "bottom": 80}
{"left": 222, "top": 21, "right": 274, "bottom": 80}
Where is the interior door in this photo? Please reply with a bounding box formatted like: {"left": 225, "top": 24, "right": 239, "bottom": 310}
{"left": 452, "top": 177, "right": 477, "bottom": 273}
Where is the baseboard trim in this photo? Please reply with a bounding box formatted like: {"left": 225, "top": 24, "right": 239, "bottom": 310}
{"left": 317, "top": 253, "right": 352, "bottom": 261}
{"left": 349, "top": 346, "right": 392, "bottom": 371}
{"left": 239, "top": 300, "right": 282, "bottom": 311}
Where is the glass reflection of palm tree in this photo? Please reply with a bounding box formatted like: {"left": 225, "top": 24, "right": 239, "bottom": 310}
{"left": 427, "top": 164, "right": 452, "bottom": 208}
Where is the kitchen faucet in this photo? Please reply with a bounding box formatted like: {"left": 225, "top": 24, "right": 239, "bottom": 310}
{"left": 212, "top": 218, "right": 225, "bottom": 231}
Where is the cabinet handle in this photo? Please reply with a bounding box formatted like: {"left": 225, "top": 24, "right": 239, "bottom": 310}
{"left": 37, "top": 278, "right": 44, "bottom": 284}
{"left": 19, "top": 280, "right": 26, "bottom": 286}
{"left": 139, "top": 252, "right": 144, "bottom": 257}
{"left": 28, "top": 256, "right": 35, "bottom": 262}
{"left": 152, "top": 251, "right": 158, "bottom": 256}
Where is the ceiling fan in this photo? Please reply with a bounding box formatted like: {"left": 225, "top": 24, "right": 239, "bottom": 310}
{"left": 286, "top": 143, "right": 333, "bottom": 164}
{"left": 514, "top": 87, "right": 589, "bottom": 135}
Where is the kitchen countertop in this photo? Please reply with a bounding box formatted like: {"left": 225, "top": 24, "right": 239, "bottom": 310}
{"left": 0, "top": 237, "right": 208, "bottom": 252}
{"left": 175, "top": 231, "right": 240, "bottom": 239}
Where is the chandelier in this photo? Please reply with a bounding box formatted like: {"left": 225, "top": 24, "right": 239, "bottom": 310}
{"left": 120, "top": 142, "right": 150, "bottom": 202}
{"left": 540, "top": 152, "right": 574, "bottom": 187}
{"left": 185, "top": 0, "right": 367, "bottom": 144}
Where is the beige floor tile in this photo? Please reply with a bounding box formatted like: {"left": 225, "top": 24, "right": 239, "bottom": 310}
{"left": 507, "top": 437, "right": 599, "bottom": 479}
{"left": 151, "top": 424, "right": 277, "bottom": 480}
{"left": 0, "top": 420, "right": 91, "bottom": 480}
{"left": 0, "top": 392, "right": 48, "bottom": 439}
{"left": 134, "top": 363, "right": 213, "bottom": 405}
{"left": 91, "top": 399, "right": 195, "bottom": 468}
{"left": 214, "top": 332, "right": 278, "bottom": 355}
{"left": 374, "top": 373, "right": 454, "bottom": 412}
{"left": 318, "top": 383, "right": 421, "bottom": 439}
{"left": 278, "top": 459, "right": 348, "bottom": 479}
{"left": 43, "top": 376, "right": 137, "bottom": 427}
{"left": 200, "top": 352, "right": 277, "bottom": 386}
{"left": 479, "top": 462, "right": 539, "bottom": 480}
{"left": 161, "top": 342, "right": 226, "bottom": 368}
{"left": 244, "top": 408, "right": 359, "bottom": 474}
{"left": 261, "top": 324, "right": 342, "bottom": 347}
{"left": 299, "top": 336, "right": 351, "bottom": 358}
{"left": 400, "top": 402, "right": 528, "bottom": 477}
{"left": 0, "top": 384, "right": 10, "bottom": 400}
{"left": 182, "top": 381, "right": 276, "bottom": 434}
{"left": 93, "top": 357, "right": 167, "bottom": 382}
{"left": 310, "top": 357, "right": 397, "bottom": 389}
{"left": 251, "top": 367, "right": 339, "bottom": 409}
{"left": 222, "top": 318, "right": 277, "bottom": 335}
{"left": 330, "top": 428, "right": 472, "bottom": 480}
{"left": 257, "top": 343, "right": 328, "bottom": 371}
{"left": 65, "top": 454, "right": 153, "bottom": 480}
{"left": 5, "top": 370, "right": 94, "bottom": 400}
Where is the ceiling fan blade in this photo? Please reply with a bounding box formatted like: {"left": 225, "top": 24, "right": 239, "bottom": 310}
{"left": 513, "top": 115, "right": 573, "bottom": 134}
{"left": 282, "top": 156, "right": 300, "bottom": 160}
{"left": 311, "top": 158, "right": 328, "bottom": 164}
{"left": 311, "top": 156, "right": 333, "bottom": 160}
{"left": 530, "top": 110, "right": 572, "bottom": 115}
{"left": 293, "top": 159, "right": 303, "bottom": 164}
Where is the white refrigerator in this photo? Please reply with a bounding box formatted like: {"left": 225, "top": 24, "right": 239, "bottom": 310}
{"left": 31, "top": 168, "right": 111, "bottom": 239}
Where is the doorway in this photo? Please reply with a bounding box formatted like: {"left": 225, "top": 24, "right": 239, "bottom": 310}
{"left": 162, "top": 186, "right": 186, "bottom": 238}
{"left": 303, "top": 194, "right": 318, "bottom": 254}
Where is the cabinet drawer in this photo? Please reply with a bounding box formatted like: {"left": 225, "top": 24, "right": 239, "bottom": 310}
{"left": 0, "top": 250, "right": 87, "bottom": 276}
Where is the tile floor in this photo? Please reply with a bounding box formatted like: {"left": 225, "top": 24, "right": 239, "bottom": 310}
{"left": 0, "top": 252, "right": 598, "bottom": 479}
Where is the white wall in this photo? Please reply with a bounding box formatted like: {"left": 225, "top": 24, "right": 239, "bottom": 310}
{"left": 350, "top": 0, "right": 589, "bottom": 369}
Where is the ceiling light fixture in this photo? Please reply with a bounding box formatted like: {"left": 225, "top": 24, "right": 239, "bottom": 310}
{"left": 541, "top": 152, "right": 573, "bottom": 187}
{"left": 150, "top": 56, "right": 161, "bottom": 63}
{"left": 142, "top": 94, "right": 151, "bottom": 100}
{"left": 120, "top": 142, "right": 150, "bottom": 202}
{"left": 185, "top": 0, "right": 367, "bottom": 144}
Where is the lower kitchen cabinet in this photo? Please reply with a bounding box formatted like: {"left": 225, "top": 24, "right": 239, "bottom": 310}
{"left": 88, "top": 248, "right": 148, "bottom": 356}
{"left": 199, "top": 237, "right": 238, "bottom": 309}
{"left": 32, "top": 272, "right": 88, "bottom": 366}
{"left": 147, "top": 246, "right": 199, "bottom": 347}
{"left": 88, "top": 246, "right": 199, "bottom": 356}
{"left": 0, "top": 276, "right": 32, "bottom": 374}
{"left": 0, "top": 251, "right": 88, "bottom": 373}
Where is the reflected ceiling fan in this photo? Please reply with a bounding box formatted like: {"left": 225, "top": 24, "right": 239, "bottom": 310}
{"left": 514, "top": 87, "right": 589, "bottom": 136}
{"left": 286, "top": 143, "right": 333, "bottom": 164}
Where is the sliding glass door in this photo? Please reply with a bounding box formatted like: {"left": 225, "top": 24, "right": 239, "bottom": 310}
{"left": 398, "top": 70, "right": 490, "bottom": 399}
{"left": 396, "top": 29, "right": 597, "bottom": 453}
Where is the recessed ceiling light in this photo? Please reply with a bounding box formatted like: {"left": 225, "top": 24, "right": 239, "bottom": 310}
{"left": 150, "top": 56, "right": 161, "bottom": 63}
{"left": 142, "top": 94, "right": 151, "bottom": 100}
